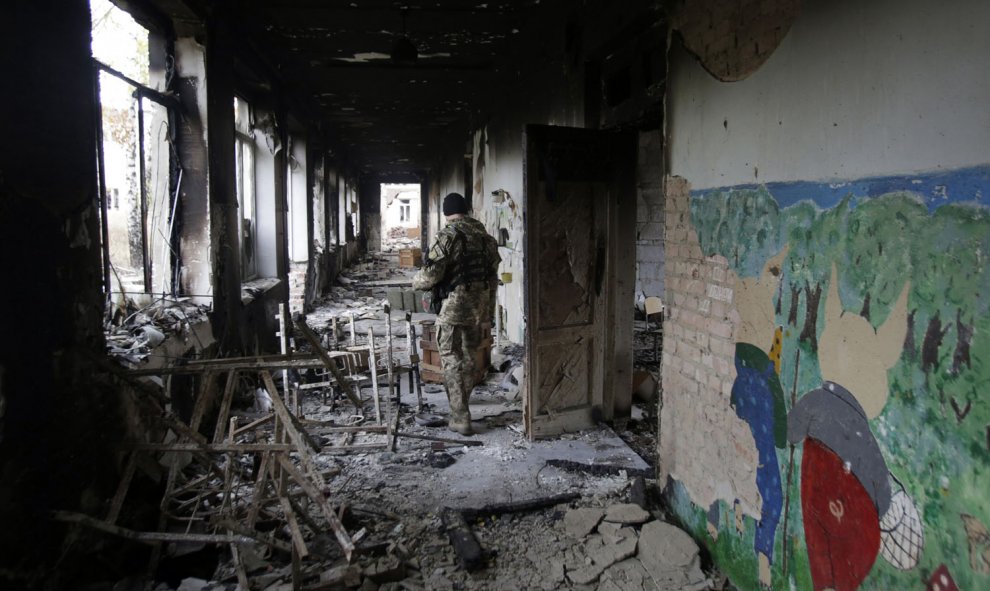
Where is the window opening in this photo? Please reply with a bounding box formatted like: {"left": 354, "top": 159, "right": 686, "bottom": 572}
{"left": 234, "top": 96, "right": 258, "bottom": 280}
{"left": 379, "top": 183, "right": 421, "bottom": 252}
{"left": 91, "top": 0, "right": 177, "bottom": 308}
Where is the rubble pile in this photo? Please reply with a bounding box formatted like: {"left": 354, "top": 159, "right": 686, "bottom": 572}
{"left": 75, "top": 253, "right": 721, "bottom": 591}
{"left": 104, "top": 296, "right": 210, "bottom": 364}
{"left": 382, "top": 226, "right": 420, "bottom": 252}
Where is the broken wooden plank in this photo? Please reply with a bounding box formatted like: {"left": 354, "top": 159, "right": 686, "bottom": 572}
{"left": 544, "top": 459, "right": 652, "bottom": 479}
{"left": 129, "top": 443, "right": 294, "bottom": 452}
{"left": 261, "top": 371, "right": 326, "bottom": 485}
{"left": 212, "top": 518, "right": 294, "bottom": 553}
{"left": 294, "top": 315, "right": 364, "bottom": 408}
{"left": 54, "top": 511, "right": 261, "bottom": 546}
{"left": 212, "top": 369, "right": 239, "bottom": 443}
{"left": 321, "top": 443, "right": 390, "bottom": 455}
{"left": 275, "top": 487, "right": 310, "bottom": 559}
{"left": 246, "top": 452, "right": 271, "bottom": 529}
{"left": 274, "top": 453, "right": 355, "bottom": 562}
{"left": 440, "top": 508, "right": 485, "bottom": 571}
{"left": 231, "top": 413, "right": 275, "bottom": 437}
{"left": 188, "top": 371, "right": 218, "bottom": 432}
{"left": 127, "top": 355, "right": 328, "bottom": 376}
{"left": 229, "top": 541, "right": 251, "bottom": 591}
{"left": 105, "top": 452, "right": 139, "bottom": 525}
{"left": 459, "top": 492, "right": 582, "bottom": 521}
{"left": 396, "top": 432, "right": 484, "bottom": 447}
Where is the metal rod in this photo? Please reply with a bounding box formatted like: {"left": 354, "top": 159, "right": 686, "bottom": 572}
{"left": 407, "top": 313, "right": 424, "bottom": 412}
{"left": 93, "top": 59, "right": 178, "bottom": 109}
{"left": 137, "top": 95, "right": 152, "bottom": 291}
{"left": 93, "top": 66, "right": 112, "bottom": 297}
{"left": 162, "top": 167, "right": 181, "bottom": 294}
{"left": 368, "top": 327, "right": 382, "bottom": 424}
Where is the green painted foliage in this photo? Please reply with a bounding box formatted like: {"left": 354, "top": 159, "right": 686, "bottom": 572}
{"left": 687, "top": 185, "right": 990, "bottom": 591}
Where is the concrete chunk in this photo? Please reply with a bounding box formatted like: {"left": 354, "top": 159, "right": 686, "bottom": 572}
{"left": 603, "top": 503, "right": 651, "bottom": 525}
{"left": 563, "top": 507, "right": 605, "bottom": 538}
{"left": 637, "top": 520, "right": 707, "bottom": 589}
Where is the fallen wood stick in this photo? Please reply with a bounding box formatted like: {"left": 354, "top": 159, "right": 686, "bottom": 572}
{"left": 459, "top": 492, "right": 581, "bottom": 521}
{"left": 128, "top": 443, "right": 295, "bottom": 452}
{"left": 274, "top": 483, "right": 310, "bottom": 559}
{"left": 212, "top": 518, "right": 294, "bottom": 553}
{"left": 126, "top": 354, "right": 328, "bottom": 375}
{"left": 262, "top": 371, "right": 325, "bottom": 484}
{"left": 321, "top": 443, "right": 389, "bottom": 455}
{"left": 544, "top": 459, "right": 652, "bottom": 479}
{"left": 53, "top": 511, "right": 267, "bottom": 547}
{"left": 232, "top": 413, "right": 275, "bottom": 436}
{"left": 274, "top": 454, "right": 355, "bottom": 562}
{"left": 396, "top": 432, "right": 483, "bottom": 447}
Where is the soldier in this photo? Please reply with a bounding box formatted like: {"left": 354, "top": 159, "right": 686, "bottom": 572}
{"left": 412, "top": 192, "right": 500, "bottom": 435}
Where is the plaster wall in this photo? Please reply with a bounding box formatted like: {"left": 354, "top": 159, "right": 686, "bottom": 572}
{"left": 668, "top": 0, "right": 990, "bottom": 189}
{"left": 289, "top": 136, "right": 308, "bottom": 262}
{"left": 661, "top": 0, "right": 990, "bottom": 589}
{"left": 254, "top": 122, "right": 279, "bottom": 278}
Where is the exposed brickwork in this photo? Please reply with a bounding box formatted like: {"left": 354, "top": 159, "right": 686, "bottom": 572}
{"left": 669, "top": 0, "right": 802, "bottom": 82}
{"left": 659, "top": 176, "right": 761, "bottom": 516}
{"left": 636, "top": 130, "right": 665, "bottom": 300}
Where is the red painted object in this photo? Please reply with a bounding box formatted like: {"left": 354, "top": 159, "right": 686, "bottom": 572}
{"left": 925, "top": 565, "right": 958, "bottom": 591}
{"left": 801, "top": 439, "right": 881, "bottom": 591}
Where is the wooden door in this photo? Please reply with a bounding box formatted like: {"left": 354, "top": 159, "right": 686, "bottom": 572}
{"left": 524, "top": 125, "right": 635, "bottom": 439}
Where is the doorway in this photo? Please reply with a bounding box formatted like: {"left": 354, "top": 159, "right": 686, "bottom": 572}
{"left": 523, "top": 125, "right": 637, "bottom": 439}
{"left": 379, "top": 183, "right": 421, "bottom": 253}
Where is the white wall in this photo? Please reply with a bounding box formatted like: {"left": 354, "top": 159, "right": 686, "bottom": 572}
{"left": 254, "top": 125, "right": 278, "bottom": 278}
{"left": 288, "top": 136, "right": 308, "bottom": 262}
{"left": 668, "top": 0, "right": 990, "bottom": 189}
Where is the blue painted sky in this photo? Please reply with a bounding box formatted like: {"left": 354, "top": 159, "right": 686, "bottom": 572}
{"left": 692, "top": 165, "right": 990, "bottom": 212}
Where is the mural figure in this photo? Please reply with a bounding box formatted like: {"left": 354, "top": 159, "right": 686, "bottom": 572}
{"left": 787, "top": 265, "right": 922, "bottom": 590}
{"left": 729, "top": 248, "right": 788, "bottom": 587}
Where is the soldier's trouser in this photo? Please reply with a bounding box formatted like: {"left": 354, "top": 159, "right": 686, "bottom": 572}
{"left": 437, "top": 322, "right": 480, "bottom": 425}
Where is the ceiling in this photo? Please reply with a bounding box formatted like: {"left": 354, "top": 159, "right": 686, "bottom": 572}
{"left": 141, "top": 0, "right": 554, "bottom": 180}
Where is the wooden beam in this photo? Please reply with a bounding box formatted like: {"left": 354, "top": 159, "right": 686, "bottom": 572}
{"left": 274, "top": 454, "right": 355, "bottom": 562}
{"left": 294, "top": 317, "right": 364, "bottom": 408}
{"left": 54, "top": 511, "right": 267, "bottom": 546}
{"left": 261, "top": 371, "right": 326, "bottom": 483}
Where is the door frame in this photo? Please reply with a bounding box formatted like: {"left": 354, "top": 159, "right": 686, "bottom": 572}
{"left": 522, "top": 124, "right": 636, "bottom": 439}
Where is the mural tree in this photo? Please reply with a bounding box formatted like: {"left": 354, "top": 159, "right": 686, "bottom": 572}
{"left": 781, "top": 196, "right": 850, "bottom": 352}
{"left": 691, "top": 187, "right": 781, "bottom": 277}
{"left": 839, "top": 194, "right": 926, "bottom": 325}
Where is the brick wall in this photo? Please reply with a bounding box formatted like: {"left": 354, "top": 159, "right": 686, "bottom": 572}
{"left": 658, "top": 176, "right": 761, "bottom": 516}
{"left": 636, "top": 130, "right": 665, "bottom": 302}
{"left": 669, "top": 0, "right": 801, "bottom": 82}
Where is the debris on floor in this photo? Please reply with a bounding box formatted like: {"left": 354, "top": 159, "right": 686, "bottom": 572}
{"left": 72, "top": 254, "right": 721, "bottom": 591}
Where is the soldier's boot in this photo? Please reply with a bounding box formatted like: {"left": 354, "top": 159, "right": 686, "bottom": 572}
{"left": 442, "top": 368, "right": 473, "bottom": 435}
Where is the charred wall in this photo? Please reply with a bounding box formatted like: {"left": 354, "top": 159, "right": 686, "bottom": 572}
{"left": 0, "top": 1, "right": 131, "bottom": 586}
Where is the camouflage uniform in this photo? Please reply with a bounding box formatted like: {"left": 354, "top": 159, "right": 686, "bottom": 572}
{"left": 412, "top": 216, "right": 500, "bottom": 431}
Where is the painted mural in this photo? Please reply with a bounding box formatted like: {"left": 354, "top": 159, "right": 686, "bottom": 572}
{"left": 672, "top": 165, "right": 990, "bottom": 590}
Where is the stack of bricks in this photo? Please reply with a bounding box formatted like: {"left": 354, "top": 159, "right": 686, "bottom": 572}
{"left": 658, "top": 175, "right": 762, "bottom": 516}
{"left": 670, "top": 0, "right": 801, "bottom": 82}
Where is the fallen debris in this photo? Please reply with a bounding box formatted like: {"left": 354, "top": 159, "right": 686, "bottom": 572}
{"left": 546, "top": 458, "right": 653, "bottom": 479}
{"left": 440, "top": 508, "right": 485, "bottom": 571}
